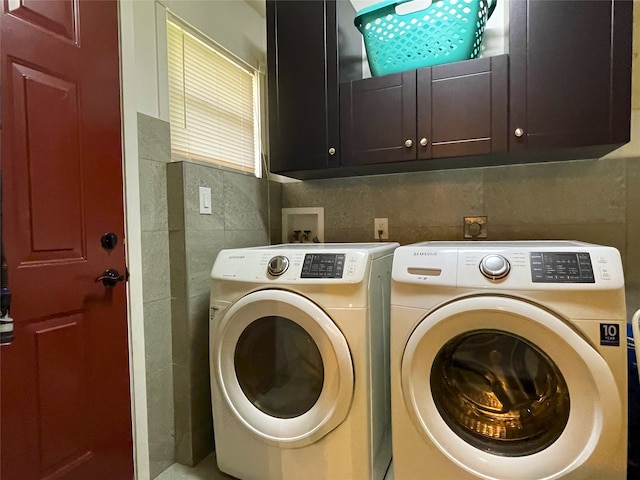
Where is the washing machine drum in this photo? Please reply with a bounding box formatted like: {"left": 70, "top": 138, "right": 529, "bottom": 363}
{"left": 213, "top": 289, "right": 354, "bottom": 448}
{"left": 401, "top": 295, "right": 623, "bottom": 480}
{"left": 431, "top": 329, "right": 570, "bottom": 456}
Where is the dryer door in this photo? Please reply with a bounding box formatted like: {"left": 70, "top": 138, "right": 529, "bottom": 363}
{"left": 213, "top": 289, "right": 354, "bottom": 448}
{"left": 402, "top": 295, "right": 623, "bottom": 480}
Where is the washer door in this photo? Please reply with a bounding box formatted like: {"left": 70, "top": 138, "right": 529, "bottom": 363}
{"left": 213, "top": 289, "right": 354, "bottom": 448}
{"left": 402, "top": 295, "right": 623, "bottom": 480}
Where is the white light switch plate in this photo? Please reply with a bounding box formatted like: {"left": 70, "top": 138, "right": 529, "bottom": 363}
{"left": 199, "top": 186, "right": 212, "bottom": 215}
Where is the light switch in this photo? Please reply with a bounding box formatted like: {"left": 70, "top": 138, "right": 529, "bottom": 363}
{"left": 199, "top": 186, "right": 212, "bottom": 215}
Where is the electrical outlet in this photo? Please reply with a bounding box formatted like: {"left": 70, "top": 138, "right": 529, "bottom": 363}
{"left": 374, "top": 218, "right": 389, "bottom": 240}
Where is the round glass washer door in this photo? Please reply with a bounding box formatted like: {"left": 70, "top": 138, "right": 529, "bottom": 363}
{"left": 213, "top": 289, "right": 354, "bottom": 448}
{"left": 401, "top": 295, "right": 623, "bottom": 480}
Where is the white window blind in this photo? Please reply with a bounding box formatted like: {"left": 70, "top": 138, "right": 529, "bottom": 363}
{"left": 167, "top": 18, "right": 260, "bottom": 176}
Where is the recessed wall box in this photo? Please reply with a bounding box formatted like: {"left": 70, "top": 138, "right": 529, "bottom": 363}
{"left": 282, "top": 207, "right": 324, "bottom": 243}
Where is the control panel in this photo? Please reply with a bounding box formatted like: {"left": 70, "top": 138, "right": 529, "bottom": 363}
{"left": 392, "top": 241, "right": 623, "bottom": 290}
{"left": 530, "top": 252, "right": 595, "bottom": 283}
{"left": 211, "top": 248, "right": 371, "bottom": 284}
{"left": 301, "top": 254, "right": 346, "bottom": 278}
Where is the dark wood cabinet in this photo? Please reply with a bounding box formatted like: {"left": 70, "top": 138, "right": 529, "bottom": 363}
{"left": 509, "top": 0, "right": 632, "bottom": 155}
{"left": 267, "top": 0, "right": 633, "bottom": 179}
{"left": 341, "top": 55, "right": 508, "bottom": 171}
{"left": 266, "top": 0, "right": 362, "bottom": 176}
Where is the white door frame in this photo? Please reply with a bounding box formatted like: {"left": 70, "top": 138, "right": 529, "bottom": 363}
{"left": 119, "top": 2, "right": 150, "bottom": 478}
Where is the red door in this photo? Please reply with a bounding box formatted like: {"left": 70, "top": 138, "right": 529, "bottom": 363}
{"left": 0, "top": 0, "right": 134, "bottom": 479}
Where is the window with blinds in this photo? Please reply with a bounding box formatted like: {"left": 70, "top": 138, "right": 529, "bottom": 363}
{"left": 167, "top": 17, "right": 261, "bottom": 176}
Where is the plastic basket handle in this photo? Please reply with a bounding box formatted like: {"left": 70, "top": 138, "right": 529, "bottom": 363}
{"left": 355, "top": 0, "right": 498, "bottom": 29}
{"left": 355, "top": 0, "right": 497, "bottom": 32}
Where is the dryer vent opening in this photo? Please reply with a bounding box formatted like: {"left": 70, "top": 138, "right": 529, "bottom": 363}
{"left": 430, "top": 329, "right": 570, "bottom": 457}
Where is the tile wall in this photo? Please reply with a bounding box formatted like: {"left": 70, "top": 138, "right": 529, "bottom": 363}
{"left": 167, "top": 161, "right": 281, "bottom": 467}
{"left": 138, "top": 113, "right": 175, "bottom": 477}
{"left": 137, "top": 113, "right": 281, "bottom": 477}
{"left": 281, "top": 157, "right": 640, "bottom": 316}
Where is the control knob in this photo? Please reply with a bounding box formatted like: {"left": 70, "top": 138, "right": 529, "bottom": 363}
{"left": 479, "top": 254, "right": 510, "bottom": 280}
{"left": 267, "top": 255, "right": 289, "bottom": 276}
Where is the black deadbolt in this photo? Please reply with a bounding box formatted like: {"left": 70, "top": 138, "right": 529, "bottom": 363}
{"left": 101, "top": 232, "right": 118, "bottom": 250}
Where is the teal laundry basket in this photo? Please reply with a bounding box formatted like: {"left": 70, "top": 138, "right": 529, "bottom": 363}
{"left": 355, "top": 0, "right": 497, "bottom": 76}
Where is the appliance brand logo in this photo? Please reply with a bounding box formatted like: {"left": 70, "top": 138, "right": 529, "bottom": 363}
{"left": 228, "top": 255, "right": 245, "bottom": 260}
{"left": 413, "top": 251, "right": 437, "bottom": 256}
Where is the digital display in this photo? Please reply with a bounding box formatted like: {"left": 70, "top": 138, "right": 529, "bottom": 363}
{"left": 301, "top": 254, "right": 345, "bottom": 278}
{"left": 530, "top": 252, "right": 594, "bottom": 283}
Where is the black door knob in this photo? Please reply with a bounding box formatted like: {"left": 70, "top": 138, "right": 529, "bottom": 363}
{"left": 101, "top": 232, "right": 118, "bottom": 250}
{"left": 95, "top": 268, "right": 126, "bottom": 287}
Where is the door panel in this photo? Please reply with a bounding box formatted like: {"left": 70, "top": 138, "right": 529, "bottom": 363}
{"left": 8, "top": 0, "right": 78, "bottom": 41}
{"left": 10, "top": 62, "right": 84, "bottom": 262}
{"left": 1, "top": 0, "right": 133, "bottom": 478}
{"left": 508, "top": 0, "right": 632, "bottom": 151}
{"left": 419, "top": 55, "right": 508, "bottom": 159}
{"left": 32, "top": 316, "right": 87, "bottom": 473}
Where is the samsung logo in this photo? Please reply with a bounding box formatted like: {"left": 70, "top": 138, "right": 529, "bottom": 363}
{"left": 228, "top": 255, "right": 245, "bottom": 259}
{"left": 413, "top": 252, "right": 437, "bottom": 256}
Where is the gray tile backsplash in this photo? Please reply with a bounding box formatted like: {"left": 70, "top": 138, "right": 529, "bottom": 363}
{"left": 138, "top": 113, "right": 172, "bottom": 163}
{"left": 166, "top": 160, "right": 280, "bottom": 468}
{"left": 223, "top": 170, "right": 271, "bottom": 231}
{"left": 484, "top": 158, "right": 627, "bottom": 225}
{"left": 141, "top": 230, "right": 172, "bottom": 303}
{"left": 138, "top": 113, "right": 176, "bottom": 479}
{"left": 140, "top": 158, "right": 170, "bottom": 231}
{"left": 281, "top": 156, "right": 640, "bottom": 313}
{"left": 146, "top": 364, "right": 176, "bottom": 478}
{"left": 137, "top": 113, "right": 281, "bottom": 475}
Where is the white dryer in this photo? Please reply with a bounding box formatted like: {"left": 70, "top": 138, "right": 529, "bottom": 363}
{"left": 209, "top": 243, "right": 398, "bottom": 480}
{"left": 390, "top": 241, "right": 627, "bottom": 480}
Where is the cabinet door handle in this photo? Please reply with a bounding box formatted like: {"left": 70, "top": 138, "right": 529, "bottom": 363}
{"left": 404, "top": 139, "right": 413, "bottom": 148}
{"left": 419, "top": 138, "right": 428, "bottom": 147}
{"left": 514, "top": 128, "right": 525, "bottom": 138}
{"left": 328, "top": 147, "right": 336, "bottom": 156}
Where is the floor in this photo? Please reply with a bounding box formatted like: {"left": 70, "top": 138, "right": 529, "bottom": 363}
{"left": 156, "top": 454, "right": 395, "bottom": 480}
{"left": 155, "top": 453, "right": 235, "bottom": 480}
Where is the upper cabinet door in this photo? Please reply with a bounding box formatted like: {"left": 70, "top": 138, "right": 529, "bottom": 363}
{"left": 509, "top": 0, "right": 633, "bottom": 152}
{"left": 267, "top": 0, "right": 337, "bottom": 173}
{"left": 340, "top": 56, "right": 508, "bottom": 170}
{"left": 418, "top": 55, "right": 508, "bottom": 160}
{"left": 340, "top": 71, "right": 417, "bottom": 167}
{"left": 267, "top": 0, "right": 362, "bottom": 176}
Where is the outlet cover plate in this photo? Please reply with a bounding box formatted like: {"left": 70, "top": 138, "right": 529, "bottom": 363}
{"left": 374, "top": 218, "right": 389, "bottom": 240}
{"left": 199, "top": 186, "right": 212, "bottom": 215}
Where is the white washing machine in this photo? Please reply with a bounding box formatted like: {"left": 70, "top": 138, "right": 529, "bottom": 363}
{"left": 209, "top": 243, "right": 398, "bottom": 480}
{"left": 390, "top": 241, "right": 627, "bottom": 480}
